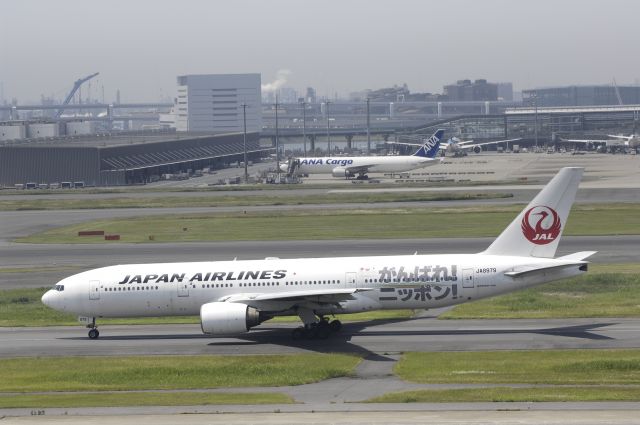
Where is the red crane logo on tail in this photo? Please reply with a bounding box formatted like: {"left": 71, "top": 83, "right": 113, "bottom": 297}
{"left": 521, "top": 206, "right": 561, "bottom": 245}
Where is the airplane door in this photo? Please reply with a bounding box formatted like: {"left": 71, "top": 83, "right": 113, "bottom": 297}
{"left": 345, "top": 272, "right": 357, "bottom": 288}
{"left": 462, "top": 268, "right": 474, "bottom": 288}
{"left": 177, "top": 281, "right": 189, "bottom": 297}
{"left": 462, "top": 268, "right": 478, "bottom": 299}
{"left": 89, "top": 280, "right": 100, "bottom": 300}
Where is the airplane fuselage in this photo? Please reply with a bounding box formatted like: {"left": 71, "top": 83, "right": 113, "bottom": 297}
{"left": 45, "top": 253, "right": 585, "bottom": 319}
{"left": 292, "top": 156, "right": 437, "bottom": 175}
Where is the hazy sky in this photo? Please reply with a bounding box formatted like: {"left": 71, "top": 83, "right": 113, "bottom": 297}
{"left": 2, "top": 0, "right": 639, "bottom": 103}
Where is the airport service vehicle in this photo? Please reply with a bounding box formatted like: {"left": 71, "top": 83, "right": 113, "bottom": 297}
{"left": 279, "top": 129, "right": 444, "bottom": 179}
{"left": 42, "top": 167, "right": 593, "bottom": 340}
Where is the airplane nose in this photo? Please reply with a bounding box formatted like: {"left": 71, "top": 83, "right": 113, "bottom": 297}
{"left": 41, "top": 290, "right": 53, "bottom": 307}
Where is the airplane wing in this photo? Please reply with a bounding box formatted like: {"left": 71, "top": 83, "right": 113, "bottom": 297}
{"left": 608, "top": 134, "right": 633, "bottom": 141}
{"left": 459, "top": 138, "right": 521, "bottom": 150}
{"left": 218, "top": 288, "right": 373, "bottom": 314}
{"left": 221, "top": 288, "right": 372, "bottom": 304}
{"left": 386, "top": 141, "right": 449, "bottom": 150}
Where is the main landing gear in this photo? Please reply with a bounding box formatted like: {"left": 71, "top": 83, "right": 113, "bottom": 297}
{"left": 291, "top": 317, "right": 342, "bottom": 340}
{"left": 86, "top": 317, "right": 99, "bottom": 339}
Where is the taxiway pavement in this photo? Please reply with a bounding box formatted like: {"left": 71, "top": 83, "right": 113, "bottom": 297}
{"left": 2, "top": 317, "right": 638, "bottom": 358}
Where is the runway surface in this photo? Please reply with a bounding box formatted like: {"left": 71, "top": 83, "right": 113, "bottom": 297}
{"left": 2, "top": 317, "right": 639, "bottom": 358}
{"left": 2, "top": 317, "right": 640, "bottom": 421}
{"left": 1, "top": 236, "right": 637, "bottom": 288}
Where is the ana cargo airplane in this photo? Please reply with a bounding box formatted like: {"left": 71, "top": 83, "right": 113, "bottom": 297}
{"left": 42, "top": 167, "right": 593, "bottom": 340}
{"left": 280, "top": 129, "right": 444, "bottom": 179}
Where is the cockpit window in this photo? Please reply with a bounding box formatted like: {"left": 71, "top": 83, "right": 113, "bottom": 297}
{"left": 54, "top": 284, "right": 65, "bottom": 292}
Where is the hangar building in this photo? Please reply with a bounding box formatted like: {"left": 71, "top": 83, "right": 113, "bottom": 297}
{"left": 0, "top": 130, "right": 268, "bottom": 187}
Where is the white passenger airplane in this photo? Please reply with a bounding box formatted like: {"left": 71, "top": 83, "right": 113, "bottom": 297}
{"left": 560, "top": 133, "right": 639, "bottom": 151}
{"left": 391, "top": 136, "right": 521, "bottom": 157}
{"left": 279, "top": 129, "right": 444, "bottom": 179}
{"left": 42, "top": 167, "right": 593, "bottom": 340}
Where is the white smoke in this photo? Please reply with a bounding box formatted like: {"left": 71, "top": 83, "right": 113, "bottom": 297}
{"left": 261, "top": 69, "right": 292, "bottom": 92}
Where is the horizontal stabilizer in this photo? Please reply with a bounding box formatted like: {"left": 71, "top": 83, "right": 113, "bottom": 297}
{"left": 557, "top": 251, "right": 597, "bottom": 261}
{"left": 504, "top": 262, "right": 587, "bottom": 278}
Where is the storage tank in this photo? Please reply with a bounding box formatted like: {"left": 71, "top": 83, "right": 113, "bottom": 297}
{"left": 27, "top": 123, "right": 60, "bottom": 138}
{"left": 0, "top": 124, "right": 26, "bottom": 140}
{"left": 66, "top": 121, "right": 95, "bottom": 135}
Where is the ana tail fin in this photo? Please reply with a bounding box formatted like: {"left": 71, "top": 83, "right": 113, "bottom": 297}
{"left": 413, "top": 129, "right": 444, "bottom": 158}
{"left": 482, "top": 167, "right": 584, "bottom": 258}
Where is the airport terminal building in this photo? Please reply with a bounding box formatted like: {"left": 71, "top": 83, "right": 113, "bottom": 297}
{"left": 0, "top": 130, "right": 268, "bottom": 187}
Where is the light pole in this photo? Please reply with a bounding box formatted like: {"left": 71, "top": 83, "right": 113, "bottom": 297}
{"left": 301, "top": 101, "right": 307, "bottom": 157}
{"left": 274, "top": 95, "right": 280, "bottom": 174}
{"left": 326, "top": 101, "right": 331, "bottom": 153}
{"left": 366, "top": 98, "right": 371, "bottom": 154}
{"left": 533, "top": 92, "right": 539, "bottom": 149}
{"left": 241, "top": 103, "right": 248, "bottom": 183}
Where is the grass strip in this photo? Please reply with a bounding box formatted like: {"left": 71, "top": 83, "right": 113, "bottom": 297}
{"left": 365, "top": 386, "right": 640, "bottom": 403}
{"left": 441, "top": 263, "right": 640, "bottom": 319}
{"left": 0, "top": 392, "right": 293, "bottom": 408}
{"left": 396, "top": 350, "right": 640, "bottom": 385}
{"left": 0, "top": 192, "right": 510, "bottom": 211}
{"left": 15, "top": 203, "right": 640, "bottom": 244}
{"left": 0, "top": 354, "right": 360, "bottom": 392}
{"left": 0, "top": 179, "right": 528, "bottom": 196}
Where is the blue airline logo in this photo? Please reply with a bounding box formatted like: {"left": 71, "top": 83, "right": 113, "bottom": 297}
{"left": 413, "top": 129, "right": 444, "bottom": 158}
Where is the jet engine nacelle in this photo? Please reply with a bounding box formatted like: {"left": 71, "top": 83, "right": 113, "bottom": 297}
{"left": 332, "top": 167, "right": 354, "bottom": 178}
{"left": 200, "top": 302, "right": 261, "bottom": 335}
{"left": 473, "top": 146, "right": 482, "bottom": 154}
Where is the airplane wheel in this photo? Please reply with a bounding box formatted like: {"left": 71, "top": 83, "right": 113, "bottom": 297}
{"left": 291, "top": 327, "right": 304, "bottom": 340}
{"left": 304, "top": 326, "right": 318, "bottom": 340}
{"left": 329, "top": 320, "right": 342, "bottom": 332}
{"left": 316, "top": 325, "right": 330, "bottom": 340}
{"left": 88, "top": 328, "right": 99, "bottom": 339}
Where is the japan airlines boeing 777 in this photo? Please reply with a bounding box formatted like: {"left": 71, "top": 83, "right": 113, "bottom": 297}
{"left": 42, "top": 167, "right": 594, "bottom": 340}
{"left": 280, "top": 129, "right": 444, "bottom": 179}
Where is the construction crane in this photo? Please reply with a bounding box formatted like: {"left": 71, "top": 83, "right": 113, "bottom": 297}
{"left": 56, "top": 72, "right": 99, "bottom": 118}
{"left": 613, "top": 77, "right": 623, "bottom": 106}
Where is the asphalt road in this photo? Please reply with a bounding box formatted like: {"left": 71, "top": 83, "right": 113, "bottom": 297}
{"left": 1, "top": 317, "right": 638, "bottom": 358}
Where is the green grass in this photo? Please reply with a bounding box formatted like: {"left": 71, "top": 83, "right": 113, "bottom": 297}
{"left": 0, "top": 192, "right": 509, "bottom": 211}
{"left": 365, "top": 386, "right": 640, "bottom": 403}
{"left": 0, "top": 354, "right": 360, "bottom": 392}
{"left": 395, "top": 350, "right": 640, "bottom": 385}
{"left": 0, "top": 392, "right": 293, "bottom": 408}
{"left": 0, "top": 287, "right": 79, "bottom": 326}
{"left": 15, "top": 203, "right": 640, "bottom": 244}
{"left": 441, "top": 263, "right": 640, "bottom": 319}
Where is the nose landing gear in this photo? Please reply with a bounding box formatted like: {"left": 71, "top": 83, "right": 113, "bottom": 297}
{"left": 86, "top": 317, "right": 99, "bottom": 339}
{"left": 88, "top": 328, "right": 100, "bottom": 339}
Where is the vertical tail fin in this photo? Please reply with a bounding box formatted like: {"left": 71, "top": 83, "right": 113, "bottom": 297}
{"left": 413, "top": 129, "right": 444, "bottom": 158}
{"left": 482, "top": 167, "right": 583, "bottom": 258}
